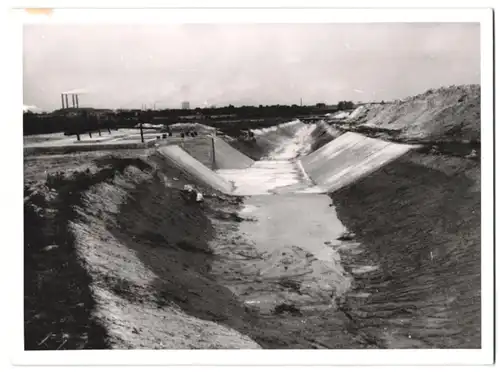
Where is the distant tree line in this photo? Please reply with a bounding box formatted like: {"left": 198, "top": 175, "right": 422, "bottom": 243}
{"left": 23, "top": 110, "right": 118, "bottom": 137}
{"left": 336, "top": 101, "right": 355, "bottom": 110}
{"left": 23, "top": 101, "right": 358, "bottom": 136}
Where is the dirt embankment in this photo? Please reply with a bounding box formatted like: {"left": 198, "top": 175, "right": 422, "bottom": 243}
{"left": 104, "top": 162, "right": 331, "bottom": 348}
{"left": 329, "top": 150, "right": 480, "bottom": 348}
{"left": 23, "top": 155, "right": 148, "bottom": 350}
{"left": 331, "top": 85, "right": 480, "bottom": 147}
{"left": 26, "top": 149, "right": 359, "bottom": 349}
{"left": 24, "top": 151, "right": 262, "bottom": 349}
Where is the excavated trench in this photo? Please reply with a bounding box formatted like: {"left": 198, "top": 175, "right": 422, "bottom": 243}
{"left": 208, "top": 121, "right": 480, "bottom": 349}
{"left": 153, "top": 120, "right": 480, "bottom": 348}
{"left": 24, "top": 117, "right": 481, "bottom": 350}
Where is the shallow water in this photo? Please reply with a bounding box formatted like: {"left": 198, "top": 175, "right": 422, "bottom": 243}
{"left": 213, "top": 194, "right": 354, "bottom": 314}
{"left": 211, "top": 155, "right": 481, "bottom": 349}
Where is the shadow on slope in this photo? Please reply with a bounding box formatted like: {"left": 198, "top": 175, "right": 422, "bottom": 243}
{"left": 105, "top": 156, "right": 346, "bottom": 348}
{"left": 24, "top": 157, "right": 151, "bottom": 350}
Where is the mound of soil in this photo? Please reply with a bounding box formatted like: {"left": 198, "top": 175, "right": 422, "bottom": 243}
{"left": 342, "top": 84, "right": 480, "bottom": 143}
{"left": 24, "top": 152, "right": 260, "bottom": 349}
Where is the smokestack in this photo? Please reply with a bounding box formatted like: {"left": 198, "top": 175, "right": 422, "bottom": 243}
{"left": 65, "top": 94, "right": 69, "bottom": 109}
{"left": 75, "top": 95, "right": 79, "bottom": 108}
{"left": 71, "top": 95, "right": 75, "bottom": 108}
{"left": 61, "top": 94, "right": 65, "bottom": 109}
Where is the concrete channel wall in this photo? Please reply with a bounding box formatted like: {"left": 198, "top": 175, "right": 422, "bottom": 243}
{"left": 158, "top": 145, "right": 235, "bottom": 194}
{"left": 213, "top": 137, "right": 255, "bottom": 169}
{"left": 299, "top": 132, "right": 416, "bottom": 193}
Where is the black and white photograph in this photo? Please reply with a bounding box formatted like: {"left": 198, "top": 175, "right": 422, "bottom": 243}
{"left": 10, "top": 3, "right": 494, "bottom": 368}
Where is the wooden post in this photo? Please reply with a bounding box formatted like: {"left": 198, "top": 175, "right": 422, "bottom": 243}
{"left": 76, "top": 113, "right": 81, "bottom": 141}
{"left": 140, "top": 122, "right": 144, "bottom": 143}
{"left": 211, "top": 136, "right": 216, "bottom": 169}
{"left": 211, "top": 129, "right": 217, "bottom": 170}
{"left": 97, "top": 115, "right": 102, "bottom": 136}
{"left": 86, "top": 112, "right": 92, "bottom": 138}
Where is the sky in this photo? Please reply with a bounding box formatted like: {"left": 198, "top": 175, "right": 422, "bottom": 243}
{"left": 23, "top": 23, "right": 480, "bottom": 111}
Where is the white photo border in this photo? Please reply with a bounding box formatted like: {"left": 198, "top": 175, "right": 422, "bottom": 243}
{"left": 6, "top": 5, "right": 494, "bottom": 367}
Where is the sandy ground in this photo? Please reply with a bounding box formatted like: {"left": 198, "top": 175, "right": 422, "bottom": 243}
{"left": 338, "top": 85, "right": 480, "bottom": 143}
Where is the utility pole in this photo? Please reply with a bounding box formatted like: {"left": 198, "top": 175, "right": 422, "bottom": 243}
{"left": 211, "top": 130, "right": 216, "bottom": 170}
{"left": 82, "top": 111, "right": 92, "bottom": 138}
{"left": 139, "top": 109, "right": 145, "bottom": 143}
{"left": 97, "top": 114, "right": 102, "bottom": 136}
{"left": 75, "top": 114, "right": 81, "bottom": 141}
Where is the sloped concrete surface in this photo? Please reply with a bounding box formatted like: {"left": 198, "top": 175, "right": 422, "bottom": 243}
{"left": 216, "top": 160, "right": 313, "bottom": 195}
{"left": 213, "top": 137, "right": 255, "bottom": 169}
{"left": 300, "top": 132, "right": 416, "bottom": 193}
{"left": 158, "top": 145, "right": 234, "bottom": 193}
